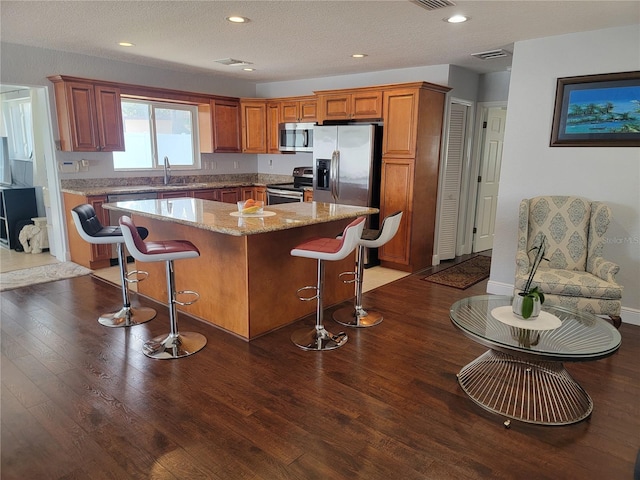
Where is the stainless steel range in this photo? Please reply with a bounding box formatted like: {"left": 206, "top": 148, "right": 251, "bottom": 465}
{"left": 266, "top": 166, "right": 312, "bottom": 205}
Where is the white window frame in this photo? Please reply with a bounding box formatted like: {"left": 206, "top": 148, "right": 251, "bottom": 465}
{"left": 114, "top": 98, "right": 200, "bottom": 171}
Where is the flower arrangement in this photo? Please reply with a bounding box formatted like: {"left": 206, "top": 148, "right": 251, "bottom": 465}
{"left": 513, "top": 233, "right": 547, "bottom": 319}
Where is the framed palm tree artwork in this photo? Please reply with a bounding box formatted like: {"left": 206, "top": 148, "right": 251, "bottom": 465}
{"left": 550, "top": 70, "right": 640, "bottom": 146}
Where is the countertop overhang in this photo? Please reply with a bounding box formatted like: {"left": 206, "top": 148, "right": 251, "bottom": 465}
{"left": 103, "top": 198, "right": 378, "bottom": 236}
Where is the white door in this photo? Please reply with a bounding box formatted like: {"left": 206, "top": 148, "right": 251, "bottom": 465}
{"left": 473, "top": 107, "right": 506, "bottom": 252}
{"left": 437, "top": 102, "right": 468, "bottom": 260}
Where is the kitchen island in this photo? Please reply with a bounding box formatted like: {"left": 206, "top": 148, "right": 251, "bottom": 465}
{"left": 103, "top": 198, "right": 377, "bottom": 340}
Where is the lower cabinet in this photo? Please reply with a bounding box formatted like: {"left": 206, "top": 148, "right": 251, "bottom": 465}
{"left": 378, "top": 158, "right": 413, "bottom": 268}
{"left": 157, "top": 190, "right": 194, "bottom": 199}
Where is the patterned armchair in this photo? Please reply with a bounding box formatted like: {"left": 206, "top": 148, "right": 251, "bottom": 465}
{"left": 514, "top": 196, "right": 623, "bottom": 328}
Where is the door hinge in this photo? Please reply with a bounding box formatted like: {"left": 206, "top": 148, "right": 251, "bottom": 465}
{"left": 478, "top": 175, "right": 482, "bottom": 183}
{"left": 473, "top": 227, "right": 477, "bottom": 234}
{"left": 483, "top": 121, "right": 487, "bottom": 128}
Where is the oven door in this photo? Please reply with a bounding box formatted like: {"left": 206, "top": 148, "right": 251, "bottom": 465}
{"left": 266, "top": 188, "right": 304, "bottom": 205}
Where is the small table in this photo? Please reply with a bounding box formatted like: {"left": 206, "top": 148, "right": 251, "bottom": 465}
{"left": 449, "top": 295, "right": 621, "bottom": 426}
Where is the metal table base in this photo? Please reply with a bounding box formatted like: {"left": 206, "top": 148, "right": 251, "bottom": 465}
{"left": 457, "top": 349, "right": 593, "bottom": 426}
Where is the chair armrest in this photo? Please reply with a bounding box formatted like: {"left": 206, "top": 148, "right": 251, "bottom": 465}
{"left": 590, "top": 257, "right": 620, "bottom": 283}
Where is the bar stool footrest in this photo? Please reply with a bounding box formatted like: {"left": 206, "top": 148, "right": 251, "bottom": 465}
{"left": 143, "top": 332, "right": 207, "bottom": 359}
{"left": 174, "top": 290, "right": 200, "bottom": 306}
{"left": 98, "top": 305, "right": 157, "bottom": 328}
{"left": 296, "top": 285, "right": 318, "bottom": 301}
{"left": 126, "top": 270, "right": 149, "bottom": 284}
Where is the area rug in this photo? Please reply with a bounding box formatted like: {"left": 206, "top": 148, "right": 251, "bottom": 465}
{"left": 0, "top": 262, "right": 93, "bottom": 292}
{"left": 421, "top": 255, "right": 491, "bottom": 289}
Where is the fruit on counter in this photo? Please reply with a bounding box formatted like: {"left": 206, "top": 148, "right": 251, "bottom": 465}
{"left": 240, "top": 199, "right": 263, "bottom": 214}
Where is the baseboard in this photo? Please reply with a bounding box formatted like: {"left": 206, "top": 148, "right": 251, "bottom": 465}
{"left": 486, "top": 280, "right": 639, "bottom": 327}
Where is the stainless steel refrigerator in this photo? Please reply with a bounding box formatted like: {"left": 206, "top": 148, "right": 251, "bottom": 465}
{"left": 313, "top": 124, "right": 382, "bottom": 265}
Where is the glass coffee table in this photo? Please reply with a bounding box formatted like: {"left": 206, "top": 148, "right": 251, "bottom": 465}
{"left": 449, "top": 295, "right": 621, "bottom": 427}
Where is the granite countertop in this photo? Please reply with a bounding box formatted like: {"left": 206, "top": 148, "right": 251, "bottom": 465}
{"left": 60, "top": 173, "right": 293, "bottom": 196}
{"left": 103, "top": 198, "right": 377, "bottom": 236}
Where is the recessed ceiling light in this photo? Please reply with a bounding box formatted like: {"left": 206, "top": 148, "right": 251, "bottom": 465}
{"left": 118, "top": 42, "right": 135, "bottom": 47}
{"left": 226, "top": 16, "right": 249, "bottom": 23}
{"left": 243, "top": 68, "right": 255, "bottom": 72}
{"left": 352, "top": 54, "right": 368, "bottom": 58}
{"left": 445, "top": 14, "right": 469, "bottom": 23}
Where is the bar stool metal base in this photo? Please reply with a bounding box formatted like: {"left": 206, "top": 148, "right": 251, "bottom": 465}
{"left": 291, "top": 326, "right": 348, "bottom": 351}
{"left": 333, "top": 306, "right": 383, "bottom": 327}
{"left": 98, "top": 306, "right": 157, "bottom": 328}
{"left": 143, "top": 332, "right": 207, "bottom": 359}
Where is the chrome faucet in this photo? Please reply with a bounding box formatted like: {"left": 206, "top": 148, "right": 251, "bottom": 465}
{"left": 163, "top": 156, "right": 171, "bottom": 185}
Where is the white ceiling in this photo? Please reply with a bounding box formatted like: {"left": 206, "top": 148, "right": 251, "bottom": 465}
{"left": 2, "top": 1, "right": 639, "bottom": 83}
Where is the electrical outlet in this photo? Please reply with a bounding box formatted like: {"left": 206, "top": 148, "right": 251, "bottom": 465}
{"left": 268, "top": 159, "right": 273, "bottom": 167}
{"left": 234, "top": 161, "right": 238, "bottom": 169}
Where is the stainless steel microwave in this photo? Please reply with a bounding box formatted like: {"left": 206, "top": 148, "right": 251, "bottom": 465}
{"left": 278, "top": 122, "right": 314, "bottom": 152}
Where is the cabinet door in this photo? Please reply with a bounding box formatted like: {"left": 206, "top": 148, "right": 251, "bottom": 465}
{"left": 65, "top": 81, "right": 100, "bottom": 151}
{"left": 157, "top": 191, "right": 193, "bottom": 199}
{"left": 94, "top": 85, "right": 125, "bottom": 151}
{"left": 267, "top": 102, "right": 281, "bottom": 154}
{"left": 299, "top": 98, "right": 317, "bottom": 122}
{"left": 213, "top": 99, "right": 242, "bottom": 153}
{"left": 241, "top": 101, "right": 267, "bottom": 153}
{"left": 219, "top": 187, "right": 240, "bottom": 204}
{"left": 254, "top": 187, "right": 266, "bottom": 203}
{"left": 382, "top": 89, "right": 418, "bottom": 158}
{"left": 378, "top": 158, "right": 413, "bottom": 265}
{"left": 319, "top": 94, "right": 350, "bottom": 122}
{"left": 280, "top": 101, "right": 299, "bottom": 123}
{"left": 351, "top": 91, "right": 383, "bottom": 120}
{"left": 193, "top": 189, "right": 217, "bottom": 201}
{"left": 241, "top": 187, "right": 255, "bottom": 201}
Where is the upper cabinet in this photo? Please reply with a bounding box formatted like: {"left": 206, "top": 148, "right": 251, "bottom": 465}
{"left": 280, "top": 96, "right": 317, "bottom": 123}
{"left": 199, "top": 98, "right": 242, "bottom": 153}
{"left": 241, "top": 100, "right": 267, "bottom": 154}
{"left": 315, "top": 88, "right": 383, "bottom": 124}
{"left": 266, "top": 101, "right": 281, "bottom": 154}
{"left": 48, "top": 76, "right": 125, "bottom": 152}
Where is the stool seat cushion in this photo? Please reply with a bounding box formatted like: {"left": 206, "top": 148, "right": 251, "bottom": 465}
{"left": 71, "top": 204, "right": 148, "bottom": 245}
{"left": 142, "top": 240, "right": 200, "bottom": 259}
{"left": 291, "top": 217, "right": 365, "bottom": 262}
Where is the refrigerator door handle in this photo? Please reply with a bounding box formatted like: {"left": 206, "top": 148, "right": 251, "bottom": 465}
{"left": 334, "top": 150, "right": 340, "bottom": 200}
{"left": 330, "top": 150, "right": 337, "bottom": 201}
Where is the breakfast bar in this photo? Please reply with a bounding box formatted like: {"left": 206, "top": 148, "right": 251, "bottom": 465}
{"left": 103, "top": 198, "right": 377, "bottom": 340}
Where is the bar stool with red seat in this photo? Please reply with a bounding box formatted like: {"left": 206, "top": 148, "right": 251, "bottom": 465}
{"left": 71, "top": 204, "right": 156, "bottom": 328}
{"left": 333, "top": 211, "right": 403, "bottom": 327}
{"left": 290, "top": 216, "right": 366, "bottom": 351}
{"left": 119, "top": 215, "right": 206, "bottom": 359}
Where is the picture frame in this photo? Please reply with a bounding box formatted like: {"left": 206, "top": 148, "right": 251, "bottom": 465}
{"left": 550, "top": 71, "right": 640, "bottom": 147}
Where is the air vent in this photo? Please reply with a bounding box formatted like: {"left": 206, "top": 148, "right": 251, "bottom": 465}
{"left": 471, "top": 49, "right": 511, "bottom": 60}
{"left": 214, "top": 58, "right": 253, "bottom": 66}
{"left": 411, "top": 0, "right": 456, "bottom": 11}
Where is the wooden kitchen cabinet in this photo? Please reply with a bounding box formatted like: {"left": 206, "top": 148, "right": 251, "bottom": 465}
{"left": 240, "top": 186, "right": 266, "bottom": 202}
{"left": 378, "top": 82, "right": 451, "bottom": 272}
{"left": 266, "top": 101, "right": 281, "bottom": 154}
{"left": 49, "top": 76, "right": 125, "bottom": 152}
{"left": 218, "top": 187, "right": 241, "bottom": 204}
{"left": 198, "top": 98, "right": 242, "bottom": 153}
{"left": 241, "top": 100, "right": 267, "bottom": 153}
{"left": 280, "top": 96, "right": 317, "bottom": 123}
{"left": 303, "top": 190, "right": 313, "bottom": 203}
{"left": 192, "top": 189, "right": 217, "bottom": 201}
{"left": 316, "top": 88, "right": 383, "bottom": 123}
{"left": 63, "top": 192, "right": 112, "bottom": 269}
{"left": 157, "top": 190, "right": 194, "bottom": 199}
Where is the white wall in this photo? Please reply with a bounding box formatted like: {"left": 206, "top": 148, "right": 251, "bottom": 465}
{"left": 489, "top": 25, "right": 640, "bottom": 322}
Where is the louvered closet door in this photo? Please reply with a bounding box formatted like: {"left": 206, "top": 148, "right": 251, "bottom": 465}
{"left": 437, "top": 102, "right": 468, "bottom": 261}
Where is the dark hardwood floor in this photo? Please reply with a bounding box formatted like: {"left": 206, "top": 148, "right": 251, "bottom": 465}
{"left": 2, "top": 267, "right": 639, "bottom": 479}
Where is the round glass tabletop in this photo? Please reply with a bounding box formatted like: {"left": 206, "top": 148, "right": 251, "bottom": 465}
{"left": 450, "top": 295, "right": 621, "bottom": 361}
